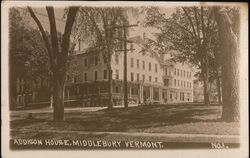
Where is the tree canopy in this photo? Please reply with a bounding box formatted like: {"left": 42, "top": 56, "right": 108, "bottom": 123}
{"left": 9, "top": 8, "right": 49, "bottom": 80}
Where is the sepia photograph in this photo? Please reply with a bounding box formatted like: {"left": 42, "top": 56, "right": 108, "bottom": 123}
{"left": 1, "top": 1, "right": 248, "bottom": 158}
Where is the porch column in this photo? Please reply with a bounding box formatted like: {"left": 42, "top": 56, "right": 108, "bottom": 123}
{"left": 159, "top": 88, "right": 162, "bottom": 103}
{"left": 150, "top": 87, "right": 153, "bottom": 101}
{"left": 141, "top": 85, "right": 144, "bottom": 103}
{"left": 129, "top": 87, "right": 131, "bottom": 98}
{"left": 167, "top": 89, "right": 170, "bottom": 103}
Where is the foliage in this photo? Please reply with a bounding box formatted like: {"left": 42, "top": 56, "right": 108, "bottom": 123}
{"left": 144, "top": 7, "right": 217, "bottom": 70}
{"left": 9, "top": 8, "right": 49, "bottom": 80}
{"left": 74, "top": 7, "right": 139, "bottom": 58}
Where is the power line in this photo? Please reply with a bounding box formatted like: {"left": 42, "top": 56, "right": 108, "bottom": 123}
{"left": 16, "top": 7, "right": 66, "bottom": 23}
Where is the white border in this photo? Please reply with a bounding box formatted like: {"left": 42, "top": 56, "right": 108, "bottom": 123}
{"left": 1, "top": 1, "right": 248, "bottom": 158}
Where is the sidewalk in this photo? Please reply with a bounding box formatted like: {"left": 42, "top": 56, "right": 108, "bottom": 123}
{"left": 11, "top": 104, "right": 140, "bottom": 114}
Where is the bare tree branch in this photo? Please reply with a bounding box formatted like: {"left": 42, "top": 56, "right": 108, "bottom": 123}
{"left": 193, "top": 7, "right": 201, "bottom": 40}
{"left": 61, "top": 7, "right": 79, "bottom": 61}
{"left": 46, "top": 7, "right": 59, "bottom": 61}
{"left": 182, "top": 7, "right": 198, "bottom": 39}
{"left": 27, "top": 7, "right": 52, "bottom": 60}
{"left": 200, "top": 6, "right": 206, "bottom": 40}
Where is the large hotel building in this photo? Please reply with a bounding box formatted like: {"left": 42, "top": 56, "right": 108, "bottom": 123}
{"left": 12, "top": 33, "right": 194, "bottom": 108}
{"left": 63, "top": 35, "right": 194, "bottom": 107}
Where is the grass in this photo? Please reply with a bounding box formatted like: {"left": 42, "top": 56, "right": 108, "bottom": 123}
{"left": 10, "top": 104, "right": 240, "bottom": 140}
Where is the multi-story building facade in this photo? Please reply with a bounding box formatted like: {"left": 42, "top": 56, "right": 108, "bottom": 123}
{"left": 10, "top": 76, "right": 51, "bottom": 109}
{"left": 65, "top": 35, "right": 194, "bottom": 107}
{"left": 11, "top": 36, "right": 194, "bottom": 109}
{"left": 162, "top": 60, "right": 194, "bottom": 103}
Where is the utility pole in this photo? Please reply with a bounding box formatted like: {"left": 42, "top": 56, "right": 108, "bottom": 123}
{"left": 107, "top": 24, "right": 138, "bottom": 108}
{"left": 123, "top": 26, "right": 128, "bottom": 108}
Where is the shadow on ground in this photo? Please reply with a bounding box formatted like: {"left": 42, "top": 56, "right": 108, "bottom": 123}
{"left": 65, "top": 105, "right": 222, "bottom": 131}
{"left": 11, "top": 104, "right": 228, "bottom": 133}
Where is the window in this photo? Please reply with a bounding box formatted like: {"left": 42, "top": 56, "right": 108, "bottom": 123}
{"left": 177, "top": 69, "right": 179, "bottom": 76}
{"left": 137, "top": 59, "right": 140, "bottom": 69}
{"left": 184, "top": 81, "right": 186, "bottom": 88}
{"left": 181, "top": 80, "right": 183, "bottom": 87}
{"left": 174, "top": 79, "right": 176, "bottom": 86}
{"left": 181, "top": 70, "right": 182, "bottom": 77}
{"left": 100, "top": 86, "right": 108, "bottom": 93}
{"left": 95, "top": 71, "right": 98, "bottom": 81}
{"left": 142, "top": 74, "right": 145, "bottom": 81}
{"left": 103, "top": 56, "right": 107, "bottom": 64}
{"left": 165, "top": 68, "right": 168, "bottom": 75}
{"left": 131, "top": 87, "right": 139, "bottom": 95}
{"left": 84, "top": 73, "right": 87, "bottom": 81}
{"left": 184, "top": 71, "right": 186, "bottom": 78}
{"left": 155, "top": 64, "right": 158, "bottom": 72}
{"left": 137, "top": 73, "right": 140, "bottom": 81}
{"left": 149, "top": 76, "right": 152, "bottom": 82}
{"left": 131, "top": 58, "right": 134, "bottom": 68}
{"left": 114, "top": 86, "right": 119, "bottom": 93}
{"left": 73, "top": 76, "right": 77, "bottom": 83}
{"left": 178, "top": 80, "right": 179, "bottom": 87}
{"left": 84, "top": 58, "right": 88, "bottom": 67}
{"left": 142, "top": 61, "right": 145, "bottom": 69}
{"left": 95, "top": 56, "right": 98, "bottom": 65}
{"left": 131, "top": 72, "right": 134, "bottom": 81}
{"left": 174, "top": 68, "right": 176, "bottom": 75}
{"left": 155, "top": 77, "right": 158, "bottom": 82}
{"left": 164, "top": 79, "right": 169, "bottom": 86}
{"left": 115, "top": 54, "right": 119, "bottom": 65}
{"left": 149, "top": 62, "right": 151, "bottom": 71}
{"left": 182, "top": 92, "right": 185, "bottom": 101}
{"left": 187, "top": 93, "right": 190, "bottom": 101}
{"left": 103, "top": 70, "right": 107, "bottom": 79}
{"left": 130, "top": 43, "right": 134, "bottom": 50}
{"left": 115, "top": 69, "right": 119, "bottom": 80}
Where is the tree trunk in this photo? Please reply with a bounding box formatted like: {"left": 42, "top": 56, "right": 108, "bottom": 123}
{"left": 203, "top": 78, "right": 210, "bottom": 106}
{"left": 28, "top": 6, "right": 78, "bottom": 122}
{"left": 214, "top": 7, "right": 240, "bottom": 122}
{"left": 50, "top": 87, "right": 53, "bottom": 108}
{"left": 203, "top": 57, "right": 210, "bottom": 106}
{"left": 107, "top": 56, "right": 113, "bottom": 109}
{"left": 52, "top": 73, "right": 65, "bottom": 121}
{"left": 123, "top": 27, "right": 128, "bottom": 108}
{"left": 216, "top": 68, "right": 222, "bottom": 105}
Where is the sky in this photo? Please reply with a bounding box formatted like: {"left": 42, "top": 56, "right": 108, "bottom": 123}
{"left": 23, "top": 7, "right": 175, "bottom": 39}
{"left": 24, "top": 7, "right": 66, "bottom": 33}
{"left": 19, "top": 6, "right": 197, "bottom": 73}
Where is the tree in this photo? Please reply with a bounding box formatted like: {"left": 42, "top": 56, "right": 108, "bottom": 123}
{"left": 27, "top": 6, "right": 79, "bottom": 121}
{"left": 143, "top": 6, "right": 219, "bottom": 106}
{"left": 75, "top": 7, "right": 132, "bottom": 109}
{"left": 214, "top": 7, "right": 240, "bottom": 122}
{"left": 9, "top": 8, "right": 49, "bottom": 108}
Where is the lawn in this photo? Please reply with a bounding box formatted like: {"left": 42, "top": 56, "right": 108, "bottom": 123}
{"left": 10, "top": 104, "right": 240, "bottom": 140}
